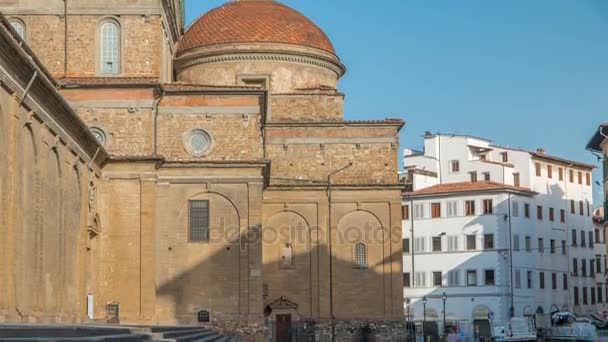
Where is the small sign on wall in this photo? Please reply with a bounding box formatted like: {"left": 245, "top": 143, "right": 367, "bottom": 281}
{"left": 87, "top": 294, "right": 94, "bottom": 319}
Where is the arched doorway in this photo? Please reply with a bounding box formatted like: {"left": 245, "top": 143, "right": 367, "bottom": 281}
{"left": 472, "top": 305, "right": 492, "bottom": 340}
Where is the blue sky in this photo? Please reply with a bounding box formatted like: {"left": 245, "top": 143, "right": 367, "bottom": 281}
{"left": 184, "top": 0, "right": 607, "bottom": 203}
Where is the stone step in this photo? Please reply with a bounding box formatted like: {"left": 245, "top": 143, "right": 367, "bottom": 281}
{"left": 173, "top": 331, "right": 222, "bottom": 342}
{"left": 0, "top": 325, "right": 134, "bottom": 338}
{"left": 0, "top": 333, "right": 151, "bottom": 341}
{"left": 161, "top": 329, "right": 214, "bottom": 339}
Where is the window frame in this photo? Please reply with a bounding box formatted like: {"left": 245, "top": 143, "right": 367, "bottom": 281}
{"left": 431, "top": 202, "right": 441, "bottom": 218}
{"left": 353, "top": 242, "right": 367, "bottom": 269}
{"left": 449, "top": 160, "right": 460, "bottom": 173}
{"left": 96, "top": 17, "right": 122, "bottom": 75}
{"left": 484, "top": 234, "right": 494, "bottom": 250}
{"left": 432, "top": 236, "right": 442, "bottom": 252}
{"left": 482, "top": 199, "right": 493, "bottom": 214}
{"left": 8, "top": 17, "right": 26, "bottom": 40}
{"left": 465, "top": 200, "right": 475, "bottom": 216}
{"left": 279, "top": 243, "right": 295, "bottom": 269}
{"left": 484, "top": 269, "right": 495, "bottom": 286}
{"left": 188, "top": 200, "right": 210, "bottom": 242}
{"left": 466, "top": 234, "right": 476, "bottom": 251}
{"left": 466, "top": 270, "right": 477, "bottom": 286}
{"left": 432, "top": 271, "right": 443, "bottom": 287}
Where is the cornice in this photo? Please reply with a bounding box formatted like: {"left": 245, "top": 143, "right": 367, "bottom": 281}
{"left": 175, "top": 51, "right": 346, "bottom": 78}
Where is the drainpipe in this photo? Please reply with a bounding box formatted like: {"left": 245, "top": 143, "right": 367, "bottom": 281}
{"left": 19, "top": 70, "right": 38, "bottom": 105}
{"left": 508, "top": 193, "right": 514, "bottom": 317}
{"left": 153, "top": 84, "right": 165, "bottom": 155}
{"left": 327, "top": 162, "right": 352, "bottom": 342}
{"left": 565, "top": 163, "right": 573, "bottom": 310}
{"left": 63, "top": 0, "right": 68, "bottom": 77}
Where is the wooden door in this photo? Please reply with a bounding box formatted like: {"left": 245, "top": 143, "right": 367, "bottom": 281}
{"left": 275, "top": 314, "right": 291, "bottom": 342}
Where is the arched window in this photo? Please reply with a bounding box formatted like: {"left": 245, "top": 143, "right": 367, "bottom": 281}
{"left": 9, "top": 18, "right": 25, "bottom": 40}
{"left": 280, "top": 243, "right": 294, "bottom": 268}
{"left": 99, "top": 20, "right": 120, "bottom": 75}
{"left": 354, "top": 242, "right": 367, "bottom": 268}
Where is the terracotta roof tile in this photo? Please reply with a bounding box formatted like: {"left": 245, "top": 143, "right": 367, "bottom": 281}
{"left": 404, "top": 181, "right": 537, "bottom": 196}
{"left": 177, "top": 0, "right": 335, "bottom": 54}
{"left": 529, "top": 151, "right": 595, "bottom": 170}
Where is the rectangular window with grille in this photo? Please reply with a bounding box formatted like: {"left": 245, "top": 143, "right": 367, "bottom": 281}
{"left": 189, "top": 200, "right": 210, "bottom": 242}
{"left": 432, "top": 236, "right": 442, "bottom": 252}
{"left": 515, "top": 270, "right": 521, "bottom": 288}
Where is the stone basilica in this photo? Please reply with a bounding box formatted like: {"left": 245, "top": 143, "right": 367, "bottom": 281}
{"left": 0, "top": 0, "right": 404, "bottom": 339}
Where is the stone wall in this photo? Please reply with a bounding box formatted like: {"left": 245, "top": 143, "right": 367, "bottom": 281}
{"left": 265, "top": 124, "right": 401, "bottom": 185}
{"left": 262, "top": 189, "right": 404, "bottom": 323}
{"left": 5, "top": 12, "right": 164, "bottom": 78}
{"left": 0, "top": 48, "right": 104, "bottom": 323}
{"left": 176, "top": 58, "right": 339, "bottom": 94}
{"left": 157, "top": 94, "right": 264, "bottom": 161}
{"left": 270, "top": 93, "right": 343, "bottom": 122}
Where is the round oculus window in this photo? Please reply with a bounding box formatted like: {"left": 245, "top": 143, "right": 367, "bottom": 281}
{"left": 184, "top": 129, "right": 212, "bottom": 157}
{"left": 90, "top": 126, "right": 107, "bottom": 146}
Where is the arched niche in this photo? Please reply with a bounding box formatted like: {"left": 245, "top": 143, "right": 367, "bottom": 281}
{"left": 155, "top": 190, "right": 241, "bottom": 324}
{"left": 333, "top": 210, "right": 385, "bottom": 319}
{"left": 262, "top": 210, "right": 312, "bottom": 317}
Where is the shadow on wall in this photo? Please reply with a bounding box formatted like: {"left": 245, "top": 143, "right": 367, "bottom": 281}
{"left": 156, "top": 227, "right": 401, "bottom": 325}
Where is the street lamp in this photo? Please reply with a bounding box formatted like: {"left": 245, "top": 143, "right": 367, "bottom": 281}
{"left": 442, "top": 292, "right": 447, "bottom": 337}
{"left": 422, "top": 296, "right": 427, "bottom": 322}
{"left": 422, "top": 296, "right": 427, "bottom": 340}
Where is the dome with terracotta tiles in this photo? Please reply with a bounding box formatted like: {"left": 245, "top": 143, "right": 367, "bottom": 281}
{"left": 177, "top": 0, "right": 336, "bottom": 55}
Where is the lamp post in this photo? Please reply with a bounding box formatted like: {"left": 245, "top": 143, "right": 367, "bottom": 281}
{"left": 422, "top": 296, "right": 427, "bottom": 340}
{"left": 442, "top": 292, "right": 447, "bottom": 338}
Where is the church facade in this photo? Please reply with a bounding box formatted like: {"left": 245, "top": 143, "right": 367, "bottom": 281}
{"left": 0, "top": 0, "right": 404, "bottom": 338}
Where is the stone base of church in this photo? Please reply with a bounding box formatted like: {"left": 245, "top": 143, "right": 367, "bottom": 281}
{"left": 260, "top": 319, "right": 409, "bottom": 342}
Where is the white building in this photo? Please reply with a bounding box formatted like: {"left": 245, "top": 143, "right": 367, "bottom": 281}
{"left": 402, "top": 133, "right": 598, "bottom": 337}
